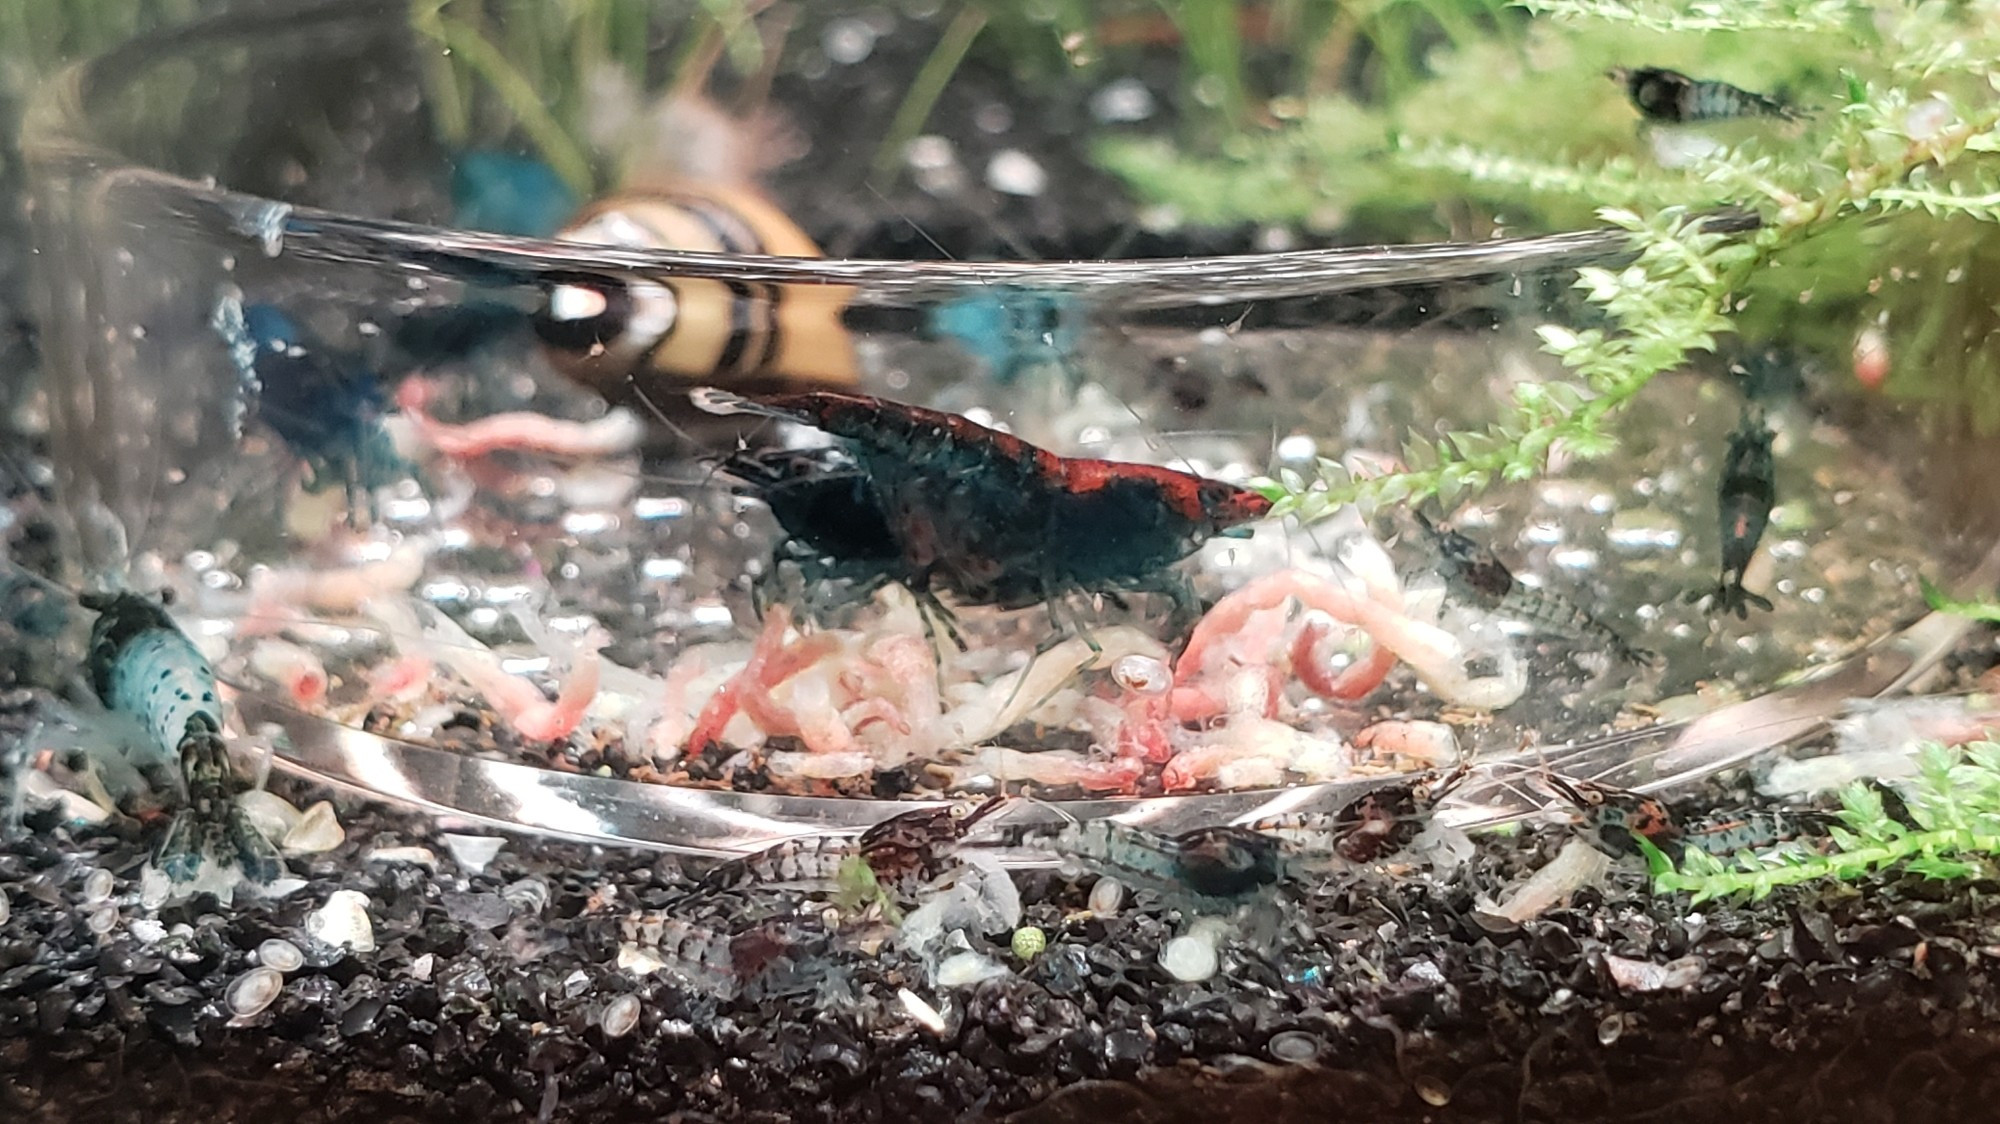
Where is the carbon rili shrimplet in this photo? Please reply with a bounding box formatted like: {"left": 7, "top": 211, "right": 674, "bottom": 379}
{"left": 1415, "top": 511, "right": 1654, "bottom": 665}
{"left": 694, "top": 388, "right": 1273, "bottom": 626}
{"left": 1609, "top": 66, "right": 1794, "bottom": 123}
{"left": 1691, "top": 406, "right": 1777, "bottom": 619}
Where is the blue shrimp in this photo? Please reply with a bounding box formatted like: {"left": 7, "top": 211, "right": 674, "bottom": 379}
{"left": 211, "top": 293, "right": 408, "bottom": 509}
{"left": 451, "top": 150, "right": 577, "bottom": 239}
{"left": 81, "top": 591, "right": 281, "bottom": 882}
{"left": 928, "top": 286, "right": 1084, "bottom": 388}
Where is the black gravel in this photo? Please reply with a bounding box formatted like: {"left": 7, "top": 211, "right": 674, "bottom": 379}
{"left": 5, "top": 772, "right": 2000, "bottom": 1124}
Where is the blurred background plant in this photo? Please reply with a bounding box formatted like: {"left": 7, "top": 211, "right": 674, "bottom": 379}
{"left": 8, "top": 0, "right": 2000, "bottom": 514}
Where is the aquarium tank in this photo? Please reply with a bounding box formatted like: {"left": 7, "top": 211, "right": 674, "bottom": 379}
{"left": 6, "top": 0, "right": 2000, "bottom": 1120}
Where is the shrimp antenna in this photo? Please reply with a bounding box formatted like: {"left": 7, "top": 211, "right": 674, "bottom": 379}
{"left": 863, "top": 182, "right": 956, "bottom": 264}
{"left": 628, "top": 381, "right": 759, "bottom": 494}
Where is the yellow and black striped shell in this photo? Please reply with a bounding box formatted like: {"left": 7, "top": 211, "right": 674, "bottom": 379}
{"left": 533, "top": 179, "right": 858, "bottom": 393}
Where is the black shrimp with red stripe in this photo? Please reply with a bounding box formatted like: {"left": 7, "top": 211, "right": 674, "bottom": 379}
{"left": 695, "top": 388, "right": 1273, "bottom": 634}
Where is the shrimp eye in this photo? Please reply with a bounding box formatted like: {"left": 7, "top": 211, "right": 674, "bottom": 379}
{"left": 533, "top": 274, "right": 633, "bottom": 356}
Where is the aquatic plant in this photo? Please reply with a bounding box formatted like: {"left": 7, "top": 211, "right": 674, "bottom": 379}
{"left": 1637, "top": 741, "right": 2000, "bottom": 903}
{"left": 1240, "top": 0, "right": 2000, "bottom": 519}
{"left": 1920, "top": 576, "right": 2000, "bottom": 625}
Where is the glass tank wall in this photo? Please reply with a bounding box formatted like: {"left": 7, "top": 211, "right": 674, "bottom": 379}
{"left": 16, "top": 0, "right": 1998, "bottom": 863}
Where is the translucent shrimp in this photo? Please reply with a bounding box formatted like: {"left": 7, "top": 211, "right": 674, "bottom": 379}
{"left": 248, "top": 638, "right": 328, "bottom": 709}
{"left": 245, "top": 541, "right": 428, "bottom": 627}
{"left": 396, "top": 378, "right": 645, "bottom": 460}
{"left": 371, "top": 598, "right": 606, "bottom": 743}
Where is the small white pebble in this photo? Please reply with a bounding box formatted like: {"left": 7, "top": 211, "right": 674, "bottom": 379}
{"left": 440, "top": 834, "right": 505, "bottom": 874}
{"left": 1090, "top": 78, "right": 1156, "bottom": 123}
{"left": 130, "top": 918, "right": 165, "bottom": 944}
{"left": 985, "top": 149, "right": 1048, "bottom": 196}
{"left": 226, "top": 966, "right": 284, "bottom": 1019}
{"left": 1603, "top": 953, "right": 1705, "bottom": 993}
{"left": 82, "top": 868, "right": 114, "bottom": 904}
{"left": 257, "top": 938, "right": 304, "bottom": 973}
{"left": 136, "top": 869, "right": 168, "bottom": 909}
{"left": 409, "top": 953, "right": 436, "bottom": 981}
{"left": 617, "top": 943, "right": 667, "bottom": 977}
{"left": 305, "top": 889, "right": 376, "bottom": 952}
{"left": 600, "top": 993, "right": 642, "bottom": 1038}
{"left": 822, "top": 17, "right": 876, "bottom": 64}
{"left": 897, "top": 987, "right": 949, "bottom": 1034}
{"left": 281, "top": 801, "right": 346, "bottom": 854}
{"left": 1087, "top": 877, "right": 1125, "bottom": 916}
{"left": 258, "top": 878, "right": 310, "bottom": 901}
{"left": 365, "top": 846, "right": 438, "bottom": 870}
{"left": 0, "top": 895, "right": 8, "bottom": 926}
{"left": 237, "top": 790, "right": 304, "bottom": 842}
{"left": 501, "top": 877, "right": 550, "bottom": 915}
{"left": 1160, "top": 935, "right": 1219, "bottom": 982}
{"left": 936, "top": 951, "right": 1011, "bottom": 988}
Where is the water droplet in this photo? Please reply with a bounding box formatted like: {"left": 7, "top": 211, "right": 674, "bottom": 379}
{"left": 600, "top": 993, "right": 641, "bottom": 1038}
{"left": 1088, "top": 877, "right": 1125, "bottom": 916}
{"left": 258, "top": 938, "right": 304, "bottom": 973}
{"left": 81, "top": 868, "right": 113, "bottom": 904}
{"left": 1267, "top": 1029, "right": 1319, "bottom": 1064}
{"left": 227, "top": 966, "right": 284, "bottom": 1018}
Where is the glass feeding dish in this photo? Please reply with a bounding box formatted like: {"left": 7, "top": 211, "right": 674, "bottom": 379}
{"left": 21, "top": 0, "right": 2000, "bottom": 856}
